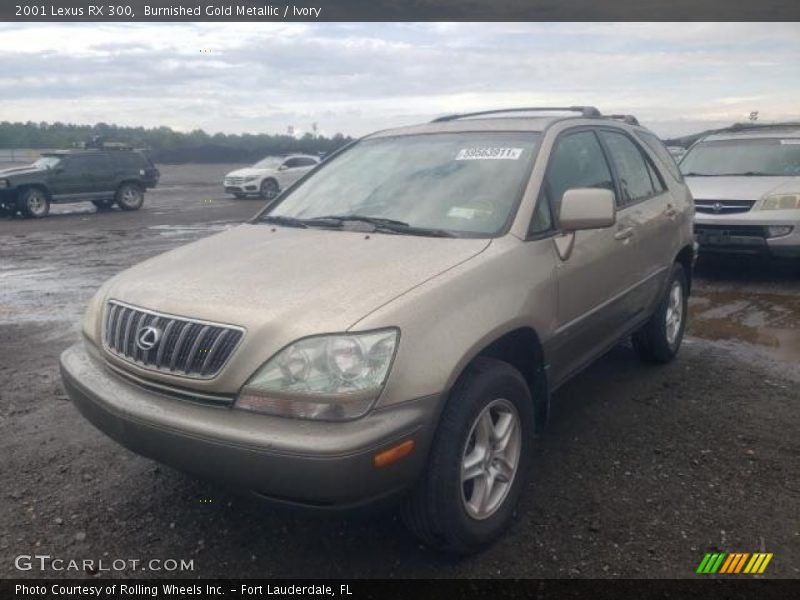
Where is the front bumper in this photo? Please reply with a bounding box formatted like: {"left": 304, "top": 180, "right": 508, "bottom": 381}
{"left": 224, "top": 180, "right": 260, "bottom": 195}
{"left": 60, "top": 342, "right": 441, "bottom": 509}
{"left": 694, "top": 211, "right": 800, "bottom": 258}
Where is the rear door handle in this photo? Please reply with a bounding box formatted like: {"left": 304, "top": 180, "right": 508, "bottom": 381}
{"left": 614, "top": 227, "right": 634, "bottom": 241}
{"left": 664, "top": 204, "right": 678, "bottom": 218}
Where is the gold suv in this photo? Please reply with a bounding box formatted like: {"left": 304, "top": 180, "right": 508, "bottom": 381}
{"left": 61, "top": 107, "right": 696, "bottom": 553}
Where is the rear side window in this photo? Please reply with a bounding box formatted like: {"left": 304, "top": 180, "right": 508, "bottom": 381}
{"left": 544, "top": 130, "right": 614, "bottom": 216}
{"left": 599, "top": 131, "right": 663, "bottom": 206}
{"left": 67, "top": 155, "right": 110, "bottom": 171}
{"left": 295, "top": 157, "right": 317, "bottom": 167}
{"left": 113, "top": 153, "right": 144, "bottom": 169}
{"left": 636, "top": 130, "right": 683, "bottom": 181}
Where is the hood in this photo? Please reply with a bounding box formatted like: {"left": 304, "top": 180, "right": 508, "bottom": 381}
{"left": 225, "top": 167, "right": 272, "bottom": 178}
{"left": 0, "top": 165, "right": 43, "bottom": 178}
{"left": 105, "top": 223, "right": 490, "bottom": 354}
{"left": 685, "top": 175, "right": 800, "bottom": 201}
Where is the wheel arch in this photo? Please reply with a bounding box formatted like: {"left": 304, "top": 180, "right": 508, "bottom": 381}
{"left": 17, "top": 183, "right": 51, "bottom": 198}
{"left": 448, "top": 326, "right": 550, "bottom": 433}
{"left": 674, "top": 244, "right": 694, "bottom": 294}
{"left": 117, "top": 179, "right": 144, "bottom": 191}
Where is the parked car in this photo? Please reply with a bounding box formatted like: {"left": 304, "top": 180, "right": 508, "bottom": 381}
{"left": 223, "top": 154, "right": 320, "bottom": 200}
{"left": 61, "top": 107, "right": 695, "bottom": 554}
{"left": 681, "top": 124, "right": 800, "bottom": 258}
{"left": 0, "top": 147, "right": 159, "bottom": 218}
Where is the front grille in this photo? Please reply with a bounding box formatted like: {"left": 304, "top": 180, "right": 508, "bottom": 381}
{"left": 695, "top": 224, "right": 766, "bottom": 238}
{"left": 225, "top": 177, "right": 245, "bottom": 185}
{"left": 694, "top": 199, "right": 755, "bottom": 214}
{"left": 103, "top": 301, "right": 244, "bottom": 378}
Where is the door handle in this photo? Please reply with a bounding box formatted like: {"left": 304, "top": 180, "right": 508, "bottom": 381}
{"left": 664, "top": 204, "right": 678, "bottom": 218}
{"left": 614, "top": 227, "right": 634, "bottom": 241}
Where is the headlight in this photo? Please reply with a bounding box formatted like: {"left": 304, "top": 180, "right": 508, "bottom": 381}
{"left": 243, "top": 176, "right": 257, "bottom": 183}
{"left": 0, "top": 179, "right": 9, "bottom": 188}
{"left": 236, "top": 329, "right": 399, "bottom": 421}
{"left": 759, "top": 193, "right": 800, "bottom": 210}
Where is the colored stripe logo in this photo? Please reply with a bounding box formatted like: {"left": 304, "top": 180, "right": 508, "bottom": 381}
{"left": 696, "top": 552, "right": 773, "bottom": 574}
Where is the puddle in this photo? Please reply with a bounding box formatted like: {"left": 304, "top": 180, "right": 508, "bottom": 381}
{"left": 689, "top": 288, "right": 800, "bottom": 364}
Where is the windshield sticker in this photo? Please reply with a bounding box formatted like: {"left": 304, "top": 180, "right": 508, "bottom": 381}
{"left": 456, "top": 147, "right": 523, "bottom": 160}
{"left": 780, "top": 139, "right": 800, "bottom": 145}
{"left": 448, "top": 206, "right": 494, "bottom": 219}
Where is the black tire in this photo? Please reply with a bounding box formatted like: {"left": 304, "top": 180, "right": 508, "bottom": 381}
{"left": 260, "top": 178, "right": 279, "bottom": 201}
{"left": 92, "top": 199, "right": 115, "bottom": 211}
{"left": 19, "top": 187, "right": 50, "bottom": 218}
{"left": 115, "top": 183, "right": 144, "bottom": 211}
{"left": 633, "top": 263, "right": 688, "bottom": 364}
{"left": 402, "top": 357, "right": 535, "bottom": 554}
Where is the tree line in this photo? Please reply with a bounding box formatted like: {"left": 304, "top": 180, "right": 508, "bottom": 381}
{"left": 0, "top": 121, "right": 354, "bottom": 163}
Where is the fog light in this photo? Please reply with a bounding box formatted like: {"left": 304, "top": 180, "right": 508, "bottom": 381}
{"left": 766, "top": 225, "right": 793, "bottom": 238}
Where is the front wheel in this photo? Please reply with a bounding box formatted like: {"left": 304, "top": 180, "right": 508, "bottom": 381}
{"left": 402, "top": 357, "right": 534, "bottom": 554}
{"left": 19, "top": 188, "right": 50, "bottom": 218}
{"left": 633, "top": 263, "right": 688, "bottom": 364}
{"left": 116, "top": 183, "right": 144, "bottom": 211}
{"left": 259, "top": 178, "right": 279, "bottom": 201}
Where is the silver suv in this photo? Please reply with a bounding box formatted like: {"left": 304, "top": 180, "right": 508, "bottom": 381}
{"left": 61, "top": 107, "right": 695, "bottom": 553}
{"left": 681, "top": 123, "right": 800, "bottom": 258}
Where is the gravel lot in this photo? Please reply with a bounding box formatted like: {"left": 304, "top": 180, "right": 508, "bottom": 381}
{"left": 1, "top": 164, "right": 798, "bottom": 579}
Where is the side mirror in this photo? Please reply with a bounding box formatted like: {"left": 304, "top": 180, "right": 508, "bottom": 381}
{"left": 278, "top": 164, "right": 288, "bottom": 171}
{"left": 557, "top": 188, "right": 616, "bottom": 231}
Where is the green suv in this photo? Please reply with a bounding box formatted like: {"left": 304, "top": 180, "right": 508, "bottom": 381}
{"left": 0, "top": 148, "right": 160, "bottom": 218}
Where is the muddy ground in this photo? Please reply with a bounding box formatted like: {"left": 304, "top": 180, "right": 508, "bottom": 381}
{"left": 0, "top": 164, "right": 798, "bottom": 579}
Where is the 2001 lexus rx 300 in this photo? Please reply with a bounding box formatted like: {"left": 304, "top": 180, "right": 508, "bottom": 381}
{"left": 61, "top": 107, "right": 696, "bottom": 553}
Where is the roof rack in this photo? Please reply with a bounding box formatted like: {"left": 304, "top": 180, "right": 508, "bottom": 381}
{"left": 721, "top": 121, "right": 800, "bottom": 133}
{"left": 431, "top": 106, "right": 602, "bottom": 123}
{"left": 606, "top": 114, "right": 640, "bottom": 126}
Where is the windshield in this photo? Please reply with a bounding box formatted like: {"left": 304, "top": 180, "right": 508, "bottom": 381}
{"left": 253, "top": 156, "right": 283, "bottom": 169}
{"left": 680, "top": 138, "right": 800, "bottom": 176}
{"left": 264, "top": 132, "right": 540, "bottom": 237}
{"left": 33, "top": 156, "right": 61, "bottom": 169}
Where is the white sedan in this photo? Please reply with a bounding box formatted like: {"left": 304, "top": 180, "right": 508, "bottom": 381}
{"left": 223, "top": 154, "right": 320, "bottom": 200}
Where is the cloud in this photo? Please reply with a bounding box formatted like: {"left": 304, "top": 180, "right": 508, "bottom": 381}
{"left": 0, "top": 23, "right": 798, "bottom": 137}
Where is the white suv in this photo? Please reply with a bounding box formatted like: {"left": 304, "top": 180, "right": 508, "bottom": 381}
{"left": 681, "top": 124, "right": 800, "bottom": 259}
{"left": 223, "top": 154, "right": 320, "bottom": 200}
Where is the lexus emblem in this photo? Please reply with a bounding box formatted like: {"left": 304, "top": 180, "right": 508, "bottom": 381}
{"left": 135, "top": 325, "right": 162, "bottom": 351}
{"left": 712, "top": 201, "right": 723, "bottom": 213}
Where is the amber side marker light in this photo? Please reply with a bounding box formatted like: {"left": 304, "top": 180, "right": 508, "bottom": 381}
{"left": 373, "top": 439, "right": 415, "bottom": 467}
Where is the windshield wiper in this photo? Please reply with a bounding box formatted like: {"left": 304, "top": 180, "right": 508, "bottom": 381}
{"left": 682, "top": 171, "right": 776, "bottom": 177}
{"left": 260, "top": 215, "right": 309, "bottom": 228}
{"left": 313, "top": 214, "right": 459, "bottom": 238}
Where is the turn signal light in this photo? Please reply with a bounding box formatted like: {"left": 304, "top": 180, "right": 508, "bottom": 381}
{"left": 373, "top": 439, "right": 415, "bottom": 468}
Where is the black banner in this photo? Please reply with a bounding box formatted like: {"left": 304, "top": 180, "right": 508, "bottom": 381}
{"left": 2, "top": 0, "right": 800, "bottom": 22}
{"left": 2, "top": 579, "right": 798, "bottom": 600}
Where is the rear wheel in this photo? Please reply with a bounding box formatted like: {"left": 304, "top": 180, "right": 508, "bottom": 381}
{"left": 116, "top": 183, "right": 144, "bottom": 211}
{"left": 92, "top": 199, "right": 115, "bottom": 211}
{"left": 19, "top": 187, "right": 50, "bottom": 218}
{"left": 633, "top": 263, "right": 688, "bottom": 363}
{"left": 260, "top": 178, "right": 279, "bottom": 201}
{"left": 402, "top": 357, "right": 534, "bottom": 554}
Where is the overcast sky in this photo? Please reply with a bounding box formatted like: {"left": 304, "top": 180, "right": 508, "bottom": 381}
{"left": 1, "top": 22, "right": 798, "bottom": 138}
